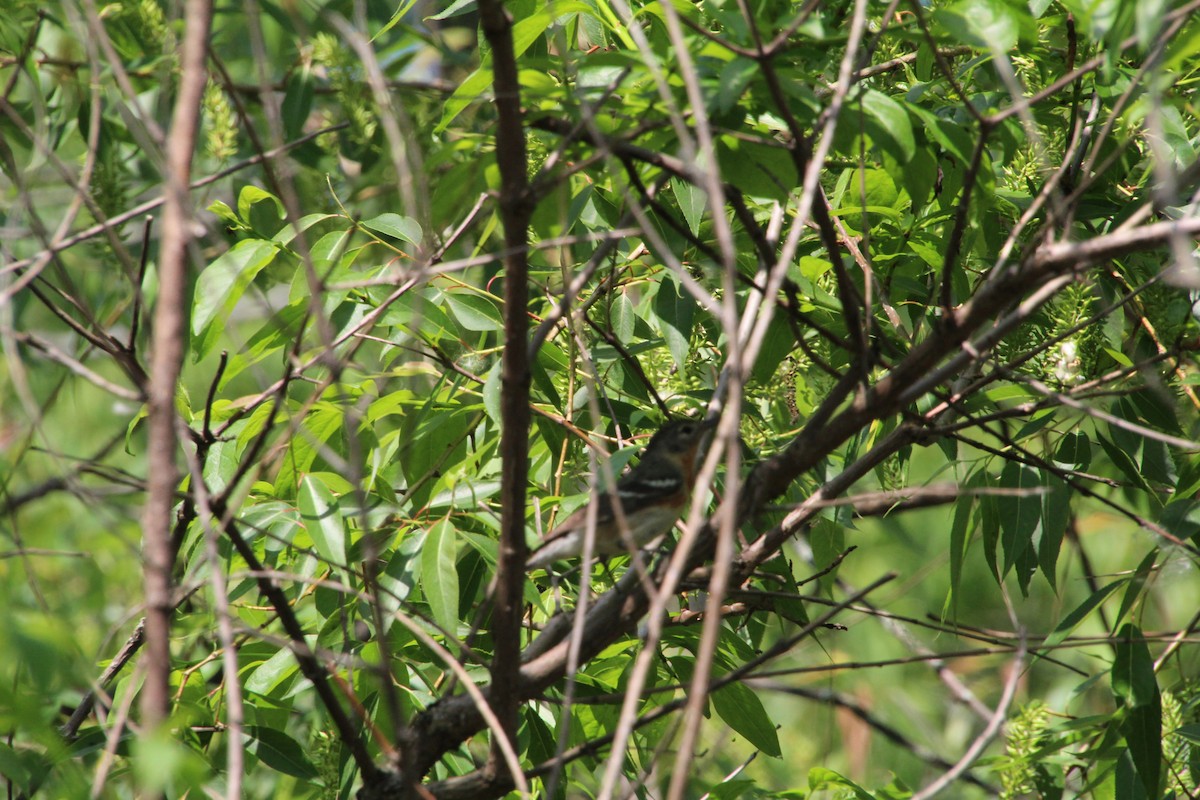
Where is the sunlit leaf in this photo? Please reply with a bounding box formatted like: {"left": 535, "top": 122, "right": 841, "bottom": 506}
{"left": 934, "top": 0, "right": 1020, "bottom": 52}
{"left": 362, "top": 213, "right": 422, "bottom": 245}
{"left": 191, "top": 239, "right": 280, "bottom": 337}
{"left": 298, "top": 474, "right": 347, "bottom": 567}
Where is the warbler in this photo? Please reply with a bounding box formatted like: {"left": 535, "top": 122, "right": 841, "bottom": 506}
{"left": 527, "top": 418, "right": 716, "bottom": 570}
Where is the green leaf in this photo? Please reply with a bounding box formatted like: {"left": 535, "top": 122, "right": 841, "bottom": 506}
{"left": 997, "top": 462, "right": 1041, "bottom": 584}
{"left": 1096, "top": 432, "right": 1154, "bottom": 494}
{"left": 1160, "top": 499, "right": 1200, "bottom": 544}
{"left": 428, "top": 480, "right": 502, "bottom": 511}
{"left": 132, "top": 728, "right": 208, "bottom": 794}
{"left": 749, "top": 316, "right": 793, "bottom": 385}
{"left": 1108, "top": 753, "right": 1147, "bottom": 800}
{"left": 436, "top": 66, "right": 492, "bottom": 134}
{"left": 428, "top": 0, "right": 476, "bottom": 20}
{"left": 798, "top": 256, "right": 832, "bottom": 280}
{"left": 1114, "top": 550, "right": 1157, "bottom": 630}
{"left": 703, "top": 779, "right": 757, "bottom": 800}
{"left": 208, "top": 198, "right": 241, "bottom": 228}
{"left": 237, "top": 185, "right": 284, "bottom": 234}
{"left": 980, "top": 480, "right": 1000, "bottom": 581}
{"left": 126, "top": 404, "right": 147, "bottom": 455}
{"left": 610, "top": 289, "right": 636, "bottom": 345}
{"left": 1125, "top": 390, "right": 1182, "bottom": 436}
{"left": 1039, "top": 475, "right": 1069, "bottom": 590}
{"left": 908, "top": 105, "right": 974, "bottom": 164}
{"left": 272, "top": 213, "right": 339, "bottom": 246}
{"left": 435, "top": 9, "right": 583, "bottom": 132}
{"left": 245, "top": 647, "right": 300, "bottom": 696}
{"left": 1042, "top": 579, "right": 1124, "bottom": 651}
{"left": 716, "top": 57, "right": 757, "bottom": 114}
{"left": 1172, "top": 452, "right": 1200, "bottom": 498}
{"left": 281, "top": 67, "right": 314, "bottom": 142}
{"left": 1114, "top": 751, "right": 1149, "bottom": 800}
{"left": 1175, "top": 723, "right": 1200, "bottom": 745}
{"left": 275, "top": 405, "right": 344, "bottom": 496}
{"left": 245, "top": 726, "right": 320, "bottom": 779}
{"left": 718, "top": 136, "right": 798, "bottom": 200}
{"left": 672, "top": 177, "right": 706, "bottom": 236}
{"left": 858, "top": 89, "right": 915, "bottom": 163}
{"left": 0, "top": 742, "right": 32, "bottom": 791}
{"left": 191, "top": 238, "right": 280, "bottom": 337}
{"left": 1112, "top": 624, "right": 1158, "bottom": 708}
{"left": 711, "top": 681, "right": 781, "bottom": 757}
{"left": 444, "top": 291, "right": 503, "bottom": 332}
{"left": 362, "top": 212, "right": 422, "bottom": 245}
{"left": 934, "top": 0, "right": 1020, "bottom": 52}
{"left": 945, "top": 472, "right": 980, "bottom": 620}
{"left": 1124, "top": 704, "right": 1163, "bottom": 798}
{"left": 849, "top": 167, "right": 902, "bottom": 210}
{"left": 809, "top": 518, "right": 844, "bottom": 592}
{"left": 902, "top": 145, "right": 939, "bottom": 212}
{"left": 1053, "top": 432, "right": 1092, "bottom": 469}
{"left": 421, "top": 517, "right": 460, "bottom": 634}
{"left": 298, "top": 474, "right": 347, "bottom": 567}
{"left": 807, "top": 767, "right": 876, "bottom": 799}
{"left": 239, "top": 501, "right": 302, "bottom": 552}
{"left": 402, "top": 409, "right": 472, "bottom": 496}
{"left": 482, "top": 361, "right": 502, "bottom": 425}
{"left": 381, "top": 287, "right": 456, "bottom": 340}
{"left": 307, "top": 228, "right": 355, "bottom": 281}
{"left": 652, "top": 273, "right": 695, "bottom": 369}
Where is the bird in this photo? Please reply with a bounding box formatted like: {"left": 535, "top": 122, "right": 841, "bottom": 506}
{"left": 527, "top": 418, "right": 717, "bottom": 570}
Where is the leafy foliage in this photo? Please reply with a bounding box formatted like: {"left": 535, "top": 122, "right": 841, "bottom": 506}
{"left": 2, "top": 0, "right": 1200, "bottom": 798}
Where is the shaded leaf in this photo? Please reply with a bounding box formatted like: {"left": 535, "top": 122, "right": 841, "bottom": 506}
{"left": 1039, "top": 475, "right": 1069, "bottom": 590}
{"left": 1124, "top": 705, "right": 1163, "bottom": 798}
{"left": 281, "top": 67, "right": 314, "bottom": 141}
{"left": 652, "top": 274, "right": 696, "bottom": 369}
{"left": 711, "top": 681, "right": 781, "bottom": 757}
{"left": 859, "top": 89, "right": 915, "bottom": 163}
{"left": 672, "top": 177, "right": 706, "bottom": 236}
{"left": 245, "top": 648, "right": 300, "bottom": 696}
{"left": 946, "top": 470, "right": 984, "bottom": 620}
{"left": 245, "top": 726, "right": 320, "bottom": 779}
{"left": 1115, "top": 550, "right": 1157, "bottom": 630}
{"left": 1042, "top": 580, "right": 1124, "bottom": 651}
{"left": 611, "top": 290, "right": 636, "bottom": 345}
{"left": 998, "top": 462, "right": 1041, "bottom": 581}
{"left": 444, "top": 291, "right": 503, "bottom": 332}
{"left": 1053, "top": 432, "right": 1092, "bottom": 469}
{"left": 421, "top": 517, "right": 460, "bottom": 633}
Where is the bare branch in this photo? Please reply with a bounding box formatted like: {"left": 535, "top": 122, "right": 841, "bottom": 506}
{"left": 139, "top": 0, "right": 213, "bottom": 730}
{"left": 475, "top": 0, "right": 534, "bottom": 794}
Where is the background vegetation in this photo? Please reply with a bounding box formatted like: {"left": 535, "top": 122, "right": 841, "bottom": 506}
{"left": 2, "top": 0, "right": 1200, "bottom": 797}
